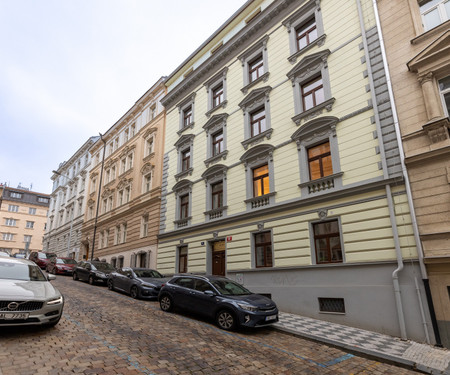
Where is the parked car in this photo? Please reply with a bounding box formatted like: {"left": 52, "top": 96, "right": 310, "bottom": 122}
{"left": 28, "top": 251, "right": 57, "bottom": 270}
{"left": 158, "top": 274, "right": 278, "bottom": 330}
{"left": 0, "top": 257, "right": 64, "bottom": 327}
{"left": 72, "top": 260, "right": 115, "bottom": 285}
{"left": 0, "top": 251, "right": 10, "bottom": 257}
{"left": 107, "top": 267, "right": 168, "bottom": 299}
{"left": 46, "top": 257, "right": 78, "bottom": 275}
{"left": 13, "top": 253, "right": 26, "bottom": 259}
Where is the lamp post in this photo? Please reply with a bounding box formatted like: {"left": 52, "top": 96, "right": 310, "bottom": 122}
{"left": 91, "top": 133, "right": 107, "bottom": 261}
{"left": 52, "top": 170, "right": 76, "bottom": 257}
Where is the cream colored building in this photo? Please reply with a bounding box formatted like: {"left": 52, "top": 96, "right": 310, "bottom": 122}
{"left": 377, "top": 0, "right": 450, "bottom": 347}
{"left": 80, "top": 77, "right": 166, "bottom": 268}
{"left": 43, "top": 136, "right": 99, "bottom": 260}
{"left": 0, "top": 185, "right": 49, "bottom": 256}
{"left": 158, "top": 0, "right": 436, "bottom": 343}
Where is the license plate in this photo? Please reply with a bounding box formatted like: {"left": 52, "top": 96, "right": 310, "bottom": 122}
{"left": 265, "top": 314, "right": 277, "bottom": 321}
{"left": 0, "top": 312, "right": 29, "bottom": 320}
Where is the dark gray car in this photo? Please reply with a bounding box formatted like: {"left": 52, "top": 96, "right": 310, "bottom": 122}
{"left": 72, "top": 260, "right": 115, "bottom": 285}
{"left": 158, "top": 274, "right": 278, "bottom": 330}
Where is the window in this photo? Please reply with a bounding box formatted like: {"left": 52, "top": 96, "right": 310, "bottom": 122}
{"left": 178, "top": 246, "right": 188, "bottom": 273}
{"left": 203, "top": 114, "right": 228, "bottom": 166}
{"left": 239, "top": 86, "right": 273, "bottom": 149}
{"left": 146, "top": 137, "right": 154, "bottom": 156}
{"left": 254, "top": 231, "right": 273, "bottom": 268}
{"left": 8, "top": 205, "right": 18, "bottom": 212}
{"left": 292, "top": 116, "right": 343, "bottom": 195}
{"left": 130, "top": 123, "right": 136, "bottom": 137}
{"left": 211, "top": 182, "right": 223, "bottom": 209}
{"left": 212, "top": 131, "right": 224, "bottom": 157}
{"left": 102, "top": 198, "right": 107, "bottom": 213}
{"left": 282, "top": 0, "right": 326, "bottom": 63}
{"left": 172, "top": 180, "right": 193, "bottom": 228}
{"left": 10, "top": 192, "right": 22, "bottom": 199}
{"left": 2, "top": 233, "right": 13, "bottom": 241}
{"left": 143, "top": 173, "right": 152, "bottom": 193}
{"left": 183, "top": 106, "right": 193, "bottom": 128}
{"left": 313, "top": 220, "right": 343, "bottom": 264}
{"left": 124, "top": 129, "right": 129, "bottom": 142}
{"left": 180, "top": 195, "right": 189, "bottom": 219}
{"left": 181, "top": 149, "right": 190, "bottom": 172}
{"left": 238, "top": 35, "right": 270, "bottom": 94}
{"left": 127, "top": 154, "right": 133, "bottom": 170}
{"left": 103, "top": 229, "right": 109, "bottom": 248}
{"left": 124, "top": 186, "right": 130, "bottom": 204}
{"left": 177, "top": 93, "right": 196, "bottom": 133}
{"left": 107, "top": 196, "right": 113, "bottom": 211}
{"left": 26, "top": 221, "right": 34, "bottom": 229}
{"left": 212, "top": 84, "right": 224, "bottom": 108}
{"left": 240, "top": 144, "right": 276, "bottom": 209}
{"left": 204, "top": 67, "right": 228, "bottom": 116}
{"left": 117, "top": 256, "right": 124, "bottom": 268}
{"left": 174, "top": 134, "right": 195, "bottom": 180}
{"left": 121, "top": 158, "right": 126, "bottom": 173}
{"left": 439, "top": 76, "right": 450, "bottom": 117}
{"left": 420, "top": 0, "right": 450, "bottom": 31}
{"left": 29, "top": 208, "right": 36, "bottom": 215}
{"left": 115, "top": 225, "right": 121, "bottom": 245}
{"left": 141, "top": 214, "right": 149, "bottom": 237}
{"left": 5, "top": 219, "right": 16, "bottom": 226}
{"left": 122, "top": 223, "right": 127, "bottom": 243}
{"left": 202, "top": 164, "right": 228, "bottom": 221}
{"left": 253, "top": 164, "right": 270, "bottom": 197}
{"left": 287, "top": 50, "right": 334, "bottom": 125}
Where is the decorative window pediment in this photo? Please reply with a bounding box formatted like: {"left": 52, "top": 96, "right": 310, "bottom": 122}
{"left": 287, "top": 50, "right": 331, "bottom": 81}
{"left": 201, "top": 164, "right": 228, "bottom": 181}
{"left": 240, "top": 144, "right": 275, "bottom": 165}
{"left": 238, "top": 86, "right": 272, "bottom": 111}
{"left": 408, "top": 30, "right": 450, "bottom": 74}
{"left": 174, "top": 134, "right": 195, "bottom": 149}
{"left": 291, "top": 116, "right": 338, "bottom": 144}
{"left": 117, "top": 177, "right": 132, "bottom": 190}
{"left": 172, "top": 179, "right": 193, "bottom": 194}
{"left": 140, "top": 162, "right": 154, "bottom": 175}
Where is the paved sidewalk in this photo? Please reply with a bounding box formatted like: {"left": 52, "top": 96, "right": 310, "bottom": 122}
{"left": 273, "top": 312, "right": 450, "bottom": 374}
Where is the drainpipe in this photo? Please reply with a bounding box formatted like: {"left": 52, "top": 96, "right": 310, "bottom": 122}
{"left": 355, "top": 0, "right": 408, "bottom": 340}
{"left": 371, "top": 0, "right": 435, "bottom": 345}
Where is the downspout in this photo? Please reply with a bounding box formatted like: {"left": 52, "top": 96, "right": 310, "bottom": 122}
{"left": 371, "top": 0, "right": 434, "bottom": 345}
{"left": 355, "top": 0, "right": 408, "bottom": 340}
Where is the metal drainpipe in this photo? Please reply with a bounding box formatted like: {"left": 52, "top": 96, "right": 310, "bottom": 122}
{"left": 371, "top": 0, "right": 434, "bottom": 344}
{"left": 355, "top": 0, "right": 408, "bottom": 340}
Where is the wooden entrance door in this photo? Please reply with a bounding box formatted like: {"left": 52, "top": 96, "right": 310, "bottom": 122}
{"left": 212, "top": 241, "right": 226, "bottom": 276}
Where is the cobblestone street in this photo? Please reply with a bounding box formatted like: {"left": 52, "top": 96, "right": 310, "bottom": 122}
{"left": 0, "top": 276, "right": 421, "bottom": 375}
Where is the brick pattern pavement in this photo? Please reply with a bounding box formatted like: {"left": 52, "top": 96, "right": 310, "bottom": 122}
{"left": 0, "top": 277, "right": 421, "bottom": 375}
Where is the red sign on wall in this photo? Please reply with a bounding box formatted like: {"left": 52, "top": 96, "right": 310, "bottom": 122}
{"left": 226, "top": 236, "right": 232, "bottom": 242}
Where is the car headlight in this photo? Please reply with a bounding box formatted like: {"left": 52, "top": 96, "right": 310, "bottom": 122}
{"left": 47, "top": 296, "right": 63, "bottom": 305}
{"left": 141, "top": 283, "right": 156, "bottom": 288}
{"left": 237, "top": 303, "right": 258, "bottom": 312}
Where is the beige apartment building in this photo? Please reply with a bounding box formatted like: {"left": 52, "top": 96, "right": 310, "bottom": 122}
{"left": 0, "top": 185, "right": 50, "bottom": 256}
{"left": 80, "top": 77, "right": 166, "bottom": 268}
{"left": 377, "top": 0, "right": 450, "bottom": 347}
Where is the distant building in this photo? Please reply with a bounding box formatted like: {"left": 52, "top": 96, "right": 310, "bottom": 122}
{"left": 377, "top": 0, "right": 450, "bottom": 347}
{"left": 0, "top": 184, "right": 50, "bottom": 256}
{"left": 80, "top": 77, "right": 166, "bottom": 268}
{"left": 43, "top": 136, "right": 99, "bottom": 260}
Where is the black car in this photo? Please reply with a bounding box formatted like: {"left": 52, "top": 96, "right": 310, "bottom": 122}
{"left": 72, "top": 260, "right": 115, "bottom": 285}
{"left": 158, "top": 274, "right": 278, "bottom": 330}
{"left": 107, "top": 268, "right": 168, "bottom": 299}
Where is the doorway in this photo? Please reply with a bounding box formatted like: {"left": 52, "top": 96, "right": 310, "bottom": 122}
{"left": 212, "top": 240, "right": 226, "bottom": 276}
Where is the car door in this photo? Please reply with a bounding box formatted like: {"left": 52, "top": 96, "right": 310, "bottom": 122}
{"left": 117, "top": 269, "right": 132, "bottom": 292}
{"left": 171, "top": 277, "right": 195, "bottom": 309}
{"left": 78, "top": 262, "right": 91, "bottom": 281}
{"left": 189, "top": 279, "right": 218, "bottom": 317}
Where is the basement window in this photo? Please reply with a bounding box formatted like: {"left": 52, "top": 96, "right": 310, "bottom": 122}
{"left": 318, "top": 297, "right": 345, "bottom": 314}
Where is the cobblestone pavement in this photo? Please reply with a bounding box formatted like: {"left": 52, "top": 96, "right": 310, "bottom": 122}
{"left": 0, "top": 276, "right": 421, "bottom": 375}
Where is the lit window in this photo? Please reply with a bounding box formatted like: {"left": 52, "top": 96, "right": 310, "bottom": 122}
{"left": 253, "top": 165, "right": 270, "bottom": 197}
{"left": 308, "top": 142, "right": 333, "bottom": 180}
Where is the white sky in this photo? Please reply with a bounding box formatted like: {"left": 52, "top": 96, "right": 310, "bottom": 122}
{"left": 0, "top": 0, "right": 245, "bottom": 194}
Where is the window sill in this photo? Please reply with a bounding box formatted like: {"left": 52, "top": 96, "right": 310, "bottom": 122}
{"left": 299, "top": 172, "right": 343, "bottom": 194}
{"left": 292, "top": 97, "right": 336, "bottom": 125}
{"left": 241, "top": 128, "right": 273, "bottom": 150}
{"left": 204, "top": 150, "right": 228, "bottom": 167}
{"left": 241, "top": 72, "right": 270, "bottom": 94}
{"left": 245, "top": 192, "right": 276, "bottom": 209}
{"left": 205, "top": 100, "right": 228, "bottom": 118}
{"left": 287, "top": 34, "right": 327, "bottom": 64}
{"left": 177, "top": 123, "right": 195, "bottom": 136}
{"left": 174, "top": 217, "right": 192, "bottom": 229}
{"left": 175, "top": 168, "right": 193, "bottom": 181}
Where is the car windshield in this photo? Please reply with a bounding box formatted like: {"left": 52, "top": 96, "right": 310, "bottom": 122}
{"left": 93, "top": 262, "right": 115, "bottom": 271}
{"left": 134, "top": 269, "right": 163, "bottom": 278}
{"left": 57, "top": 259, "right": 77, "bottom": 264}
{"left": 211, "top": 279, "right": 252, "bottom": 296}
{"left": 0, "top": 261, "right": 47, "bottom": 281}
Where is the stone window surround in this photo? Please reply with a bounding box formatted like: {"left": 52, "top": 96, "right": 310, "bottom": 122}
{"left": 250, "top": 224, "right": 274, "bottom": 269}
{"left": 141, "top": 163, "right": 154, "bottom": 193}
{"left": 238, "top": 35, "right": 270, "bottom": 94}
{"left": 201, "top": 164, "right": 228, "bottom": 221}
{"left": 143, "top": 128, "right": 157, "bottom": 159}
{"left": 203, "top": 113, "right": 229, "bottom": 167}
{"left": 282, "top": 0, "right": 326, "bottom": 64}
{"left": 204, "top": 67, "right": 229, "bottom": 117}
{"left": 238, "top": 86, "right": 273, "bottom": 150}
{"left": 174, "top": 134, "right": 195, "bottom": 181}
{"left": 172, "top": 180, "right": 193, "bottom": 228}
{"left": 291, "top": 116, "right": 343, "bottom": 196}
{"left": 177, "top": 93, "right": 196, "bottom": 135}
{"left": 287, "top": 49, "right": 334, "bottom": 125}
{"left": 240, "top": 144, "right": 276, "bottom": 210}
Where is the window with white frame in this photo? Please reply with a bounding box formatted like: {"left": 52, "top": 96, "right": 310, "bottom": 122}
{"left": 121, "top": 158, "right": 126, "bottom": 174}
{"left": 238, "top": 86, "right": 273, "bottom": 149}
{"left": 419, "top": 0, "right": 450, "bottom": 31}
{"left": 172, "top": 180, "right": 193, "bottom": 229}
{"left": 291, "top": 116, "right": 343, "bottom": 195}
{"left": 203, "top": 114, "right": 228, "bottom": 167}
{"left": 202, "top": 164, "right": 228, "bottom": 221}
{"left": 118, "top": 190, "right": 124, "bottom": 206}
{"left": 287, "top": 49, "right": 334, "bottom": 125}
{"left": 124, "top": 128, "right": 129, "bottom": 143}
{"left": 10, "top": 192, "right": 22, "bottom": 199}
{"left": 204, "top": 67, "right": 228, "bottom": 116}
{"left": 146, "top": 137, "right": 154, "bottom": 156}
{"left": 26, "top": 221, "right": 34, "bottom": 229}
{"left": 174, "top": 134, "right": 195, "bottom": 180}
{"left": 122, "top": 223, "right": 127, "bottom": 243}
{"left": 103, "top": 229, "right": 109, "bottom": 248}
{"left": 98, "top": 232, "right": 103, "bottom": 249}
{"left": 29, "top": 208, "right": 36, "bottom": 215}
{"left": 141, "top": 214, "right": 149, "bottom": 237}
{"left": 2, "top": 233, "right": 14, "bottom": 241}
{"left": 127, "top": 153, "right": 133, "bottom": 170}
{"left": 282, "top": 0, "right": 326, "bottom": 64}
{"left": 8, "top": 205, "right": 18, "bottom": 212}
{"left": 5, "top": 218, "right": 16, "bottom": 226}
{"left": 115, "top": 225, "right": 121, "bottom": 245}
{"left": 143, "top": 172, "right": 152, "bottom": 193}
{"left": 102, "top": 198, "right": 108, "bottom": 213}
{"left": 238, "top": 35, "right": 270, "bottom": 94}
{"left": 130, "top": 123, "right": 136, "bottom": 137}
{"left": 439, "top": 76, "right": 450, "bottom": 117}
{"left": 177, "top": 93, "right": 196, "bottom": 133}
{"left": 240, "top": 144, "right": 276, "bottom": 210}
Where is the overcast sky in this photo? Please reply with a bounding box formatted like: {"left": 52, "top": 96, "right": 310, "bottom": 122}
{"left": 0, "top": 0, "right": 245, "bottom": 194}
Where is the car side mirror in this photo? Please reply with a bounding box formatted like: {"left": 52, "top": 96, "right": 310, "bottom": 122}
{"left": 204, "top": 290, "right": 215, "bottom": 297}
{"left": 48, "top": 274, "right": 56, "bottom": 281}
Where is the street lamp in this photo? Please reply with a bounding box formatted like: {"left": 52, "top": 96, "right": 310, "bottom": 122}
{"left": 91, "top": 133, "right": 107, "bottom": 261}
{"left": 52, "top": 170, "right": 76, "bottom": 257}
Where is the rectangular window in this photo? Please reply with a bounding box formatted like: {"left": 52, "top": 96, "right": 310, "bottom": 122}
{"left": 115, "top": 225, "right": 121, "bottom": 245}
{"left": 5, "top": 219, "right": 16, "bottom": 226}
{"left": 308, "top": 141, "right": 332, "bottom": 180}
{"left": 103, "top": 199, "right": 108, "bottom": 213}
{"left": 108, "top": 197, "right": 113, "bottom": 211}
{"left": 313, "top": 220, "right": 342, "bottom": 264}
{"left": 296, "top": 18, "right": 318, "bottom": 51}
{"left": 254, "top": 231, "right": 272, "bottom": 267}
{"left": 26, "top": 221, "right": 34, "bottom": 229}
{"left": 211, "top": 182, "right": 223, "bottom": 209}
{"left": 122, "top": 224, "right": 127, "bottom": 243}
{"left": 439, "top": 76, "right": 450, "bottom": 117}
{"left": 29, "top": 208, "right": 36, "bottom": 215}
{"left": 253, "top": 165, "right": 270, "bottom": 197}
{"left": 178, "top": 246, "right": 188, "bottom": 273}
{"left": 127, "top": 154, "right": 133, "bottom": 170}
{"left": 2, "top": 233, "right": 14, "bottom": 241}
{"left": 146, "top": 138, "right": 154, "bottom": 156}
{"left": 130, "top": 124, "right": 136, "bottom": 137}
{"left": 118, "top": 190, "right": 124, "bottom": 206}
{"left": 212, "top": 84, "right": 224, "bottom": 108}
{"left": 183, "top": 106, "right": 193, "bottom": 128}
{"left": 142, "top": 214, "right": 149, "bottom": 237}
{"left": 212, "top": 131, "right": 224, "bottom": 156}
{"left": 181, "top": 149, "right": 190, "bottom": 172}
{"left": 10, "top": 192, "right": 22, "bottom": 198}
{"left": 125, "top": 187, "right": 130, "bottom": 203}
{"left": 38, "top": 197, "right": 49, "bottom": 203}
{"left": 180, "top": 195, "right": 189, "bottom": 219}
{"left": 318, "top": 297, "right": 345, "bottom": 313}
{"left": 248, "top": 53, "right": 264, "bottom": 83}
{"left": 250, "top": 108, "right": 266, "bottom": 137}
{"left": 121, "top": 158, "right": 126, "bottom": 173}
{"left": 302, "top": 77, "right": 324, "bottom": 111}
{"left": 144, "top": 173, "right": 152, "bottom": 193}
{"left": 8, "top": 205, "right": 19, "bottom": 212}
{"left": 420, "top": 0, "right": 450, "bottom": 31}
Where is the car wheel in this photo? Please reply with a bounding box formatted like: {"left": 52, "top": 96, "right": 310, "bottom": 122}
{"left": 130, "top": 286, "right": 139, "bottom": 299}
{"left": 72, "top": 272, "right": 78, "bottom": 281}
{"left": 88, "top": 275, "right": 95, "bottom": 285}
{"left": 216, "top": 310, "right": 236, "bottom": 331}
{"left": 159, "top": 294, "right": 173, "bottom": 312}
{"left": 107, "top": 279, "right": 114, "bottom": 291}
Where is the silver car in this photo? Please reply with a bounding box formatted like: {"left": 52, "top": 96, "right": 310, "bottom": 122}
{"left": 0, "top": 257, "right": 64, "bottom": 327}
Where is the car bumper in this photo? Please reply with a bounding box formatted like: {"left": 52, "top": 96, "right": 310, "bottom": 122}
{"left": 138, "top": 286, "right": 160, "bottom": 299}
{"left": 0, "top": 302, "right": 64, "bottom": 327}
{"left": 237, "top": 310, "right": 279, "bottom": 328}
{"left": 55, "top": 269, "right": 74, "bottom": 275}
